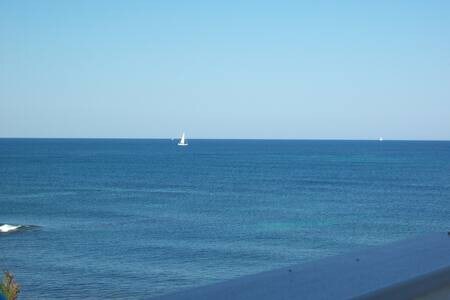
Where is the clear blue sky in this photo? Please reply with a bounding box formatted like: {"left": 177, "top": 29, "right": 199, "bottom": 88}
{"left": 1, "top": 1, "right": 449, "bottom": 139}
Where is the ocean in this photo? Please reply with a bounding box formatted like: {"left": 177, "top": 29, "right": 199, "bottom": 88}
{"left": 1, "top": 139, "right": 449, "bottom": 299}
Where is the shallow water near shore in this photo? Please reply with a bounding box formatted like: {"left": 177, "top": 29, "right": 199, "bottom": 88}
{"left": 1, "top": 139, "right": 450, "bottom": 299}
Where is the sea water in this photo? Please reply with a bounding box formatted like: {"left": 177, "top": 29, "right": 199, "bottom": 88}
{"left": 0, "top": 139, "right": 449, "bottom": 299}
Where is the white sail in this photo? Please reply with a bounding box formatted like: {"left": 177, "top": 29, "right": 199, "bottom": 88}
{"left": 178, "top": 132, "right": 188, "bottom": 146}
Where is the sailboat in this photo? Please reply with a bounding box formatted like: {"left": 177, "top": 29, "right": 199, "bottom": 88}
{"left": 178, "top": 132, "right": 188, "bottom": 146}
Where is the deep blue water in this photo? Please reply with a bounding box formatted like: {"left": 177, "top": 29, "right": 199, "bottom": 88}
{"left": 1, "top": 139, "right": 449, "bottom": 299}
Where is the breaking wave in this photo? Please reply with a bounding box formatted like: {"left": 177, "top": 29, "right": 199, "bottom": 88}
{"left": 0, "top": 224, "right": 40, "bottom": 234}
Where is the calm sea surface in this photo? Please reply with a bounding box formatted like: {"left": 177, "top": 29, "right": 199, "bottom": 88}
{"left": 1, "top": 139, "right": 449, "bottom": 299}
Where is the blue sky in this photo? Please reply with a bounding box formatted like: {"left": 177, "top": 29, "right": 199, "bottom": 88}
{"left": 1, "top": 1, "right": 449, "bottom": 139}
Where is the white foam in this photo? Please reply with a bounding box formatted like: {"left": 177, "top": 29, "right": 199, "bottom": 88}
{"left": 0, "top": 224, "right": 21, "bottom": 233}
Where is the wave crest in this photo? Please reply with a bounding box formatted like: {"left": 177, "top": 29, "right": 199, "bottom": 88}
{"left": 0, "top": 224, "right": 22, "bottom": 233}
{"left": 0, "top": 224, "right": 39, "bottom": 234}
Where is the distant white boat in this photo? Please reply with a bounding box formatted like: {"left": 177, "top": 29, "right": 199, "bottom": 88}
{"left": 379, "top": 137, "right": 383, "bottom": 142}
{"left": 178, "top": 132, "right": 188, "bottom": 146}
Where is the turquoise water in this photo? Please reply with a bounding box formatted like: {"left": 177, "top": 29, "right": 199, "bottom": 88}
{"left": 1, "top": 139, "right": 449, "bottom": 299}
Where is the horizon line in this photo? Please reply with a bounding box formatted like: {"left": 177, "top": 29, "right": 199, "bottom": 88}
{"left": 0, "top": 137, "right": 449, "bottom": 142}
